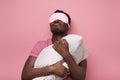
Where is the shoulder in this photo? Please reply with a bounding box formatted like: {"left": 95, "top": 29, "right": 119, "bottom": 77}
{"left": 30, "top": 39, "right": 52, "bottom": 57}
{"left": 36, "top": 38, "right": 52, "bottom": 47}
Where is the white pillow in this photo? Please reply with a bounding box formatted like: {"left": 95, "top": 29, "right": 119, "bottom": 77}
{"left": 33, "top": 34, "right": 89, "bottom": 80}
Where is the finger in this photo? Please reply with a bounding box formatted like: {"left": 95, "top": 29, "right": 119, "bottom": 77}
{"left": 60, "top": 39, "right": 65, "bottom": 45}
{"left": 57, "top": 39, "right": 63, "bottom": 45}
{"left": 58, "top": 39, "right": 62, "bottom": 45}
{"left": 60, "top": 69, "right": 67, "bottom": 78}
{"left": 62, "top": 39, "right": 66, "bottom": 41}
{"left": 63, "top": 71, "right": 67, "bottom": 77}
{"left": 58, "top": 39, "right": 63, "bottom": 44}
{"left": 61, "top": 72, "right": 66, "bottom": 78}
{"left": 53, "top": 41, "right": 58, "bottom": 47}
{"left": 63, "top": 68, "right": 69, "bottom": 77}
{"left": 52, "top": 45, "right": 55, "bottom": 49}
{"left": 63, "top": 39, "right": 67, "bottom": 44}
{"left": 54, "top": 41, "right": 60, "bottom": 47}
{"left": 53, "top": 42, "right": 56, "bottom": 47}
{"left": 65, "top": 68, "right": 70, "bottom": 74}
{"left": 60, "top": 60, "right": 64, "bottom": 64}
{"left": 53, "top": 44, "right": 57, "bottom": 50}
{"left": 54, "top": 40, "right": 58, "bottom": 45}
{"left": 61, "top": 40, "right": 65, "bottom": 44}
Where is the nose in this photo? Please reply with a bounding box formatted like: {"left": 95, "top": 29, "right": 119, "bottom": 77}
{"left": 54, "top": 19, "right": 60, "bottom": 23}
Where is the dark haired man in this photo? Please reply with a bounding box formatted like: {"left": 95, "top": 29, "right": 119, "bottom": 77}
{"left": 22, "top": 10, "right": 88, "bottom": 80}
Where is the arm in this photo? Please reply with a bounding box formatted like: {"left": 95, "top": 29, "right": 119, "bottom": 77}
{"left": 63, "top": 53, "right": 87, "bottom": 80}
{"left": 21, "top": 55, "right": 69, "bottom": 80}
{"left": 53, "top": 39, "right": 87, "bottom": 80}
{"left": 21, "top": 56, "right": 53, "bottom": 80}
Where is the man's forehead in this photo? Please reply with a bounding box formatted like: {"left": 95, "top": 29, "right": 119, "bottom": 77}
{"left": 49, "top": 13, "right": 69, "bottom": 24}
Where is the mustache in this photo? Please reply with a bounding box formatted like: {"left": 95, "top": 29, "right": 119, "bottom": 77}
{"left": 51, "top": 29, "right": 64, "bottom": 35}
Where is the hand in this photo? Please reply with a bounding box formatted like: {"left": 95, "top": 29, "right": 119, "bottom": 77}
{"left": 50, "top": 60, "right": 69, "bottom": 77}
{"left": 53, "top": 39, "right": 69, "bottom": 58}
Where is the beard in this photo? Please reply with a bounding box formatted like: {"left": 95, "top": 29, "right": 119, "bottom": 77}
{"left": 51, "top": 28, "right": 65, "bottom": 35}
{"left": 50, "top": 22, "right": 68, "bottom": 35}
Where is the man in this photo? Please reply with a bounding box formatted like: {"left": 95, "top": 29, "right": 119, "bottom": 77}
{"left": 22, "top": 10, "right": 87, "bottom": 80}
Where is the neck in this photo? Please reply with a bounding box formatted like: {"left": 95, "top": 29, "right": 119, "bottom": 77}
{"left": 52, "top": 33, "right": 67, "bottom": 43}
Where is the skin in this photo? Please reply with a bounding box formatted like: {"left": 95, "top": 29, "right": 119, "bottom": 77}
{"left": 22, "top": 19, "right": 87, "bottom": 80}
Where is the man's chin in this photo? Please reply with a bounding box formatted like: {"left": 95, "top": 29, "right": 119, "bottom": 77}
{"left": 51, "top": 30, "right": 64, "bottom": 35}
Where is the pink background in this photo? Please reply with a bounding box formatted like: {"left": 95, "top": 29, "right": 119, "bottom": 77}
{"left": 0, "top": 0, "right": 120, "bottom": 80}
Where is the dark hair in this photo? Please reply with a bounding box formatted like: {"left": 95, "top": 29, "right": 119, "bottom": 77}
{"left": 54, "top": 10, "right": 71, "bottom": 24}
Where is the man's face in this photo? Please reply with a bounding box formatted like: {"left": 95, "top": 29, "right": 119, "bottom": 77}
{"left": 50, "top": 19, "right": 69, "bottom": 35}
